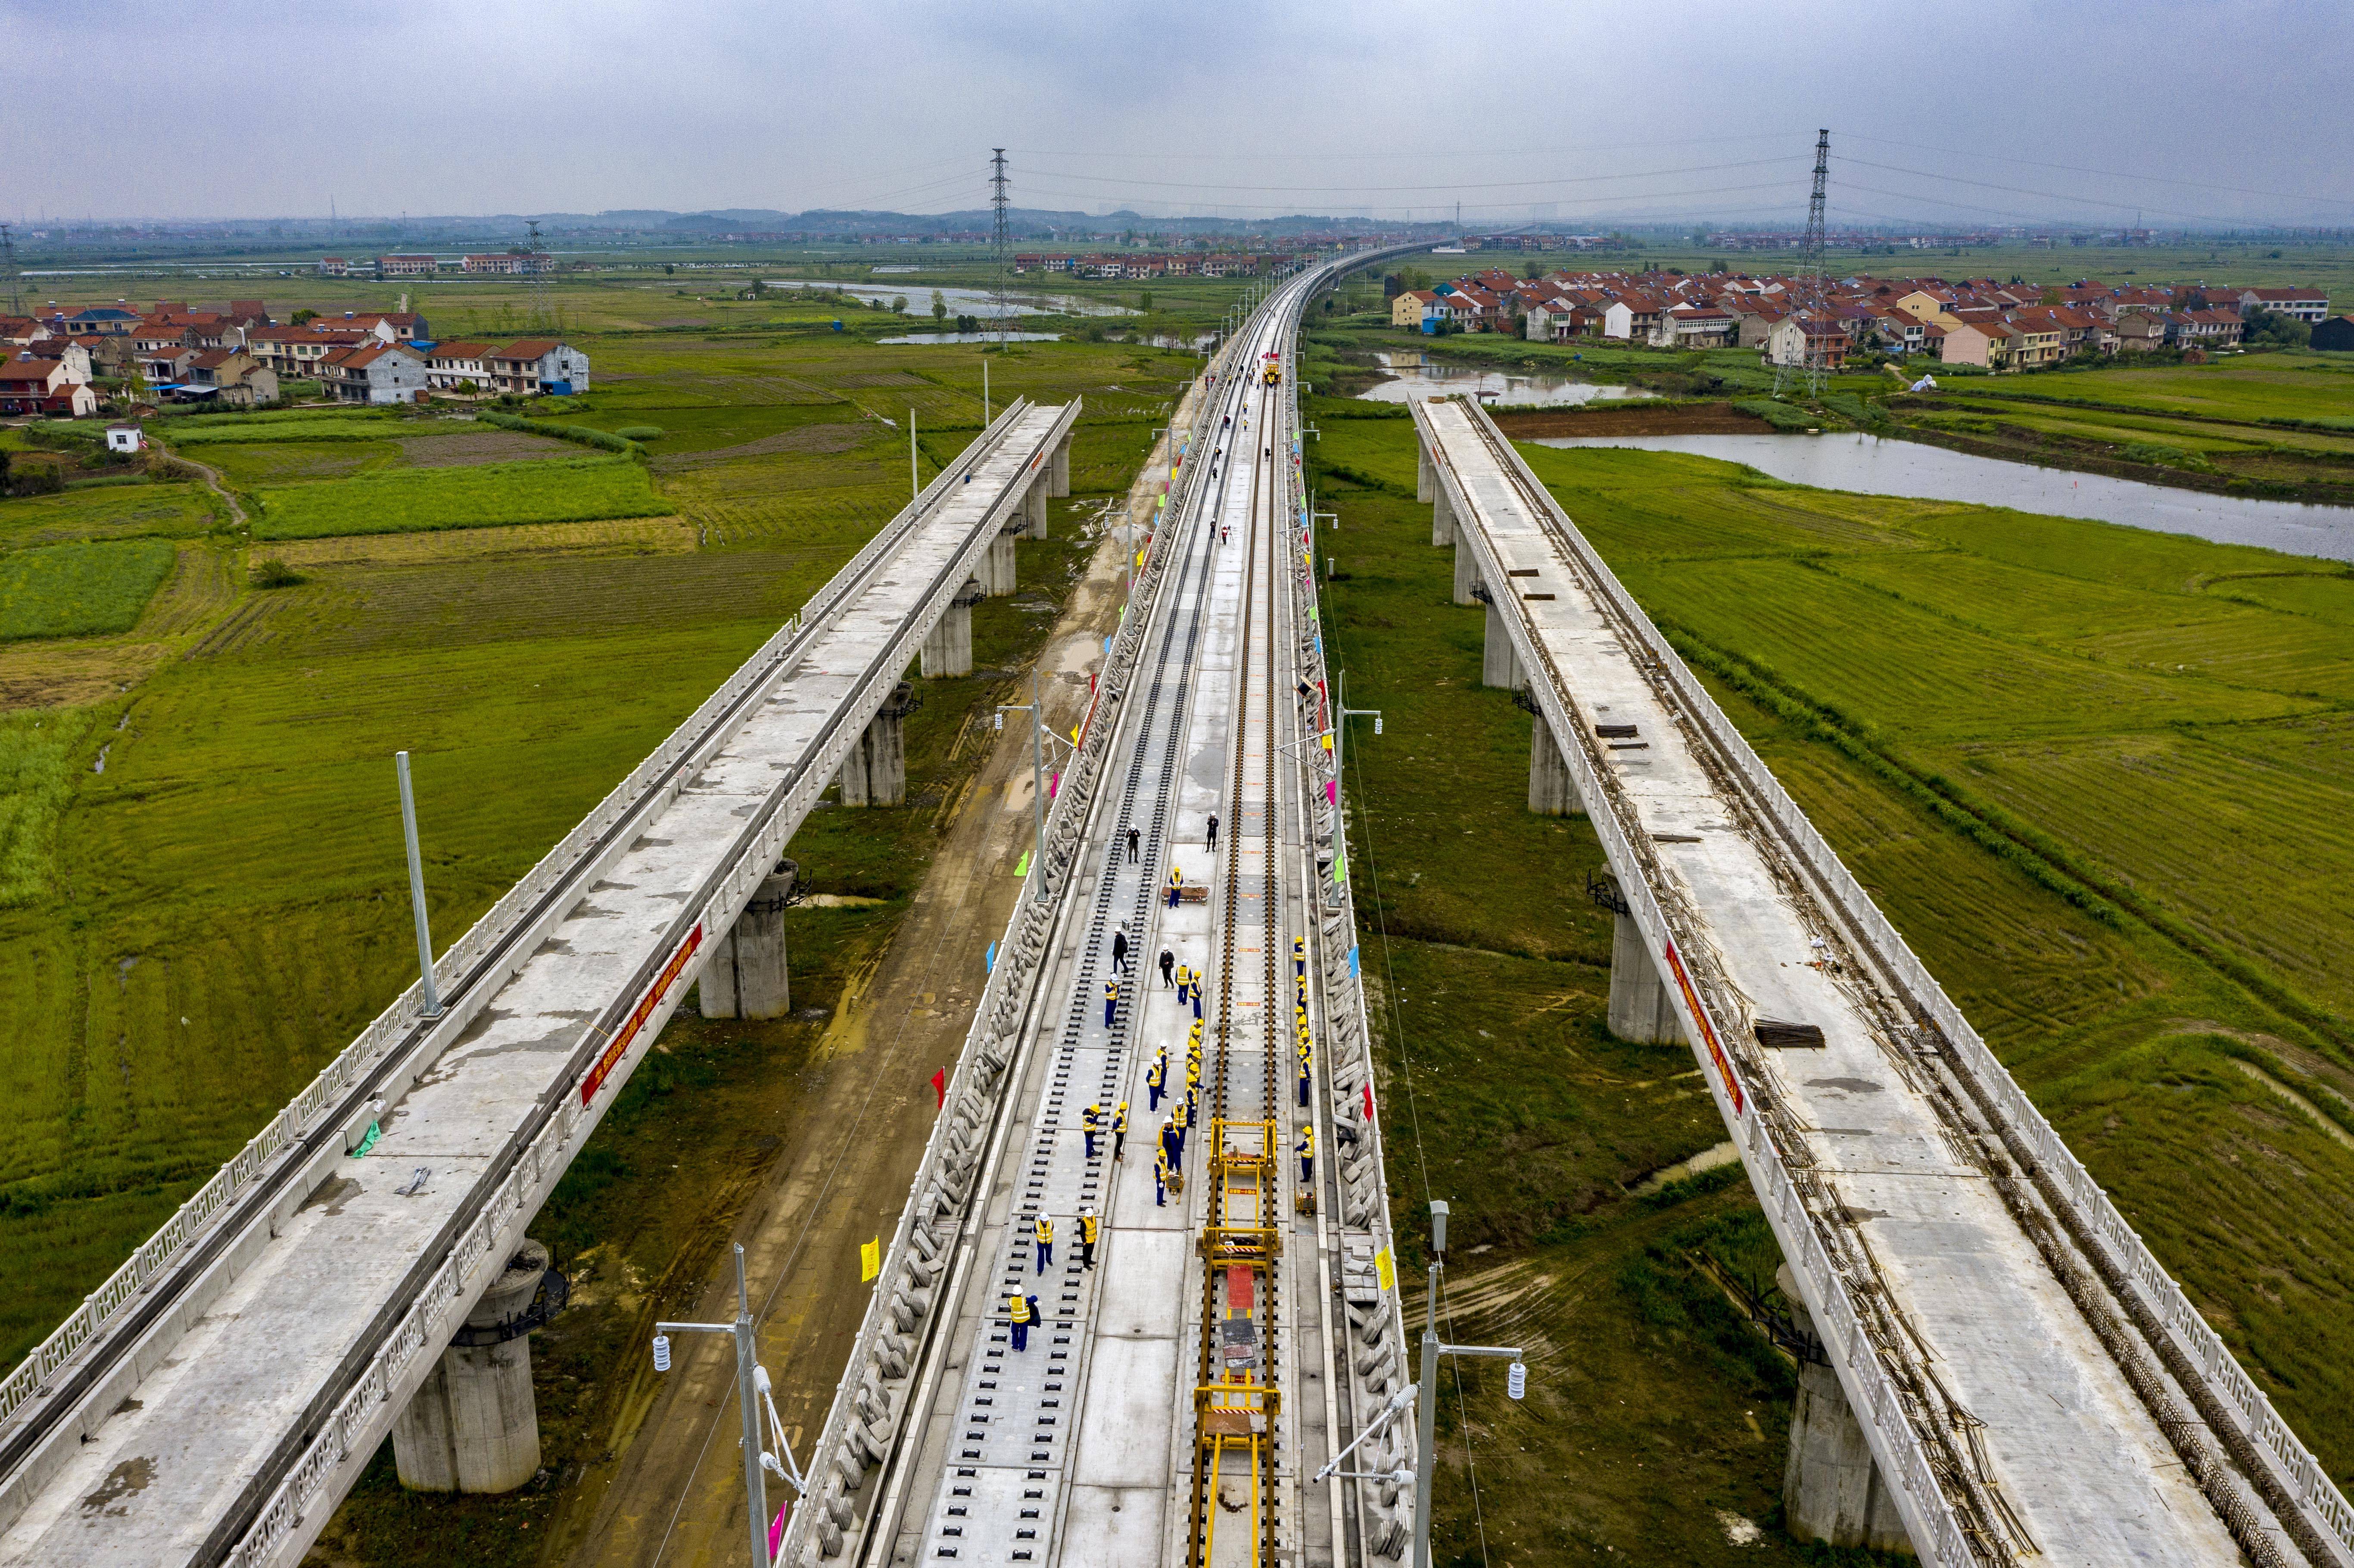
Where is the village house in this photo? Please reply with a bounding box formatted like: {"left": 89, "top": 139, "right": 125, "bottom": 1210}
{"left": 183, "top": 349, "right": 280, "bottom": 407}
{"left": 318, "top": 342, "right": 430, "bottom": 404}
{"left": 483, "top": 339, "right": 592, "bottom": 395}
{"left": 422, "top": 340, "right": 497, "bottom": 394}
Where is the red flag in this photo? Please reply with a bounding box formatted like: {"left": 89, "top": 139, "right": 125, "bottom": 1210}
{"left": 931, "top": 1068, "right": 947, "bottom": 1108}
{"left": 1363, "top": 1082, "right": 1375, "bottom": 1122}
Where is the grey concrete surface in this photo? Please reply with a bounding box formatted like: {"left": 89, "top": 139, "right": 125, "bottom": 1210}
{"left": 697, "top": 864, "right": 796, "bottom": 1020}
{"left": 391, "top": 1241, "right": 549, "bottom": 1494}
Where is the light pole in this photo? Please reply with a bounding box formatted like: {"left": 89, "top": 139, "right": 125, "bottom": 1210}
{"left": 1333, "top": 670, "right": 1382, "bottom": 793}
{"left": 651, "top": 1243, "right": 804, "bottom": 1568}
{"left": 393, "top": 751, "right": 441, "bottom": 1019}
{"left": 1409, "top": 1201, "right": 1526, "bottom": 1568}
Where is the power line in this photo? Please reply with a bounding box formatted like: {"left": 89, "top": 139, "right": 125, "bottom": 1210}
{"left": 1832, "top": 155, "right": 2253, "bottom": 227}
{"left": 1836, "top": 132, "right": 2354, "bottom": 211}
{"left": 1003, "top": 156, "right": 1805, "bottom": 198}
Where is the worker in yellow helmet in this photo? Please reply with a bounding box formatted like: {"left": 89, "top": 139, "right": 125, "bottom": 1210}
{"left": 1113, "top": 1101, "right": 1129, "bottom": 1162}
{"left": 1082, "top": 1102, "right": 1104, "bottom": 1159}
{"left": 1294, "top": 935, "right": 1306, "bottom": 978}
{"left": 1296, "top": 1123, "right": 1315, "bottom": 1185}
{"left": 1298, "top": 1039, "right": 1313, "bottom": 1108}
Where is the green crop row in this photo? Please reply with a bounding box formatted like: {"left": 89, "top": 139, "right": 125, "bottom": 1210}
{"left": 476, "top": 409, "right": 643, "bottom": 456}
{"left": 252, "top": 455, "right": 671, "bottom": 540}
{"left": 0, "top": 538, "right": 177, "bottom": 642}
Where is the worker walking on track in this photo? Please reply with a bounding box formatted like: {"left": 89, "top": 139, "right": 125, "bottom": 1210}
{"left": 1112, "top": 924, "right": 1130, "bottom": 974}
{"left": 1082, "top": 1102, "right": 1103, "bottom": 1159}
{"left": 1008, "top": 1292, "right": 1035, "bottom": 1352}
{"left": 1297, "top": 1124, "right": 1314, "bottom": 1185}
{"left": 1126, "top": 825, "right": 1140, "bottom": 863}
{"left": 1079, "top": 1207, "right": 1100, "bottom": 1270}
{"left": 1034, "top": 1213, "right": 1054, "bottom": 1274}
{"left": 1103, "top": 978, "right": 1119, "bottom": 1029}
{"left": 1113, "top": 1101, "right": 1129, "bottom": 1161}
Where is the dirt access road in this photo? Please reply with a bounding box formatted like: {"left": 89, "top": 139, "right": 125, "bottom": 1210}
{"left": 552, "top": 383, "right": 1201, "bottom": 1568}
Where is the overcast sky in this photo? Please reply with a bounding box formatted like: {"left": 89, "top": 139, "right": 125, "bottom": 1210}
{"left": 9, "top": 0, "right": 2353, "bottom": 229}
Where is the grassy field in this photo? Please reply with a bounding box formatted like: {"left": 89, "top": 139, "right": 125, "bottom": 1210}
{"left": 251, "top": 454, "right": 671, "bottom": 538}
{"left": 0, "top": 539, "right": 180, "bottom": 641}
{"left": 1304, "top": 398, "right": 2354, "bottom": 1559}
{"left": 0, "top": 320, "right": 1200, "bottom": 1392}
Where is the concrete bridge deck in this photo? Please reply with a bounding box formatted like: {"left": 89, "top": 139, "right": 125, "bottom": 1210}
{"left": 1415, "top": 394, "right": 2354, "bottom": 1568}
{"left": 0, "top": 399, "right": 1078, "bottom": 1568}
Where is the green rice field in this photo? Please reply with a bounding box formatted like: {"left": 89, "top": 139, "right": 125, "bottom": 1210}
{"left": 0, "top": 539, "right": 180, "bottom": 641}
{"left": 252, "top": 454, "right": 672, "bottom": 538}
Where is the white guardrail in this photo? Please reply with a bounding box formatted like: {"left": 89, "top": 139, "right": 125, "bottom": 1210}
{"left": 223, "top": 400, "right": 1080, "bottom": 1568}
{"left": 1277, "top": 283, "right": 1417, "bottom": 1562}
{"left": 1420, "top": 396, "right": 2354, "bottom": 1567}
{"left": 0, "top": 400, "right": 1050, "bottom": 1446}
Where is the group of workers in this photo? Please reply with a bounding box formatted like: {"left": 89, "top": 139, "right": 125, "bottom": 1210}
{"left": 1005, "top": 1205, "right": 1103, "bottom": 1351}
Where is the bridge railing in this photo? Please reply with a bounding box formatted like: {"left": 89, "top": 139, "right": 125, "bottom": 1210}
{"left": 222, "top": 400, "right": 1079, "bottom": 1568}
{"left": 0, "top": 401, "right": 1041, "bottom": 1441}
{"left": 1434, "top": 397, "right": 2354, "bottom": 1565}
{"left": 1278, "top": 284, "right": 1418, "bottom": 1561}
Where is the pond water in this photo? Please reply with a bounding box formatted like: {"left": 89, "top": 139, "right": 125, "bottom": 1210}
{"left": 878, "top": 331, "right": 1062, "bottom": 345}
{"left": 1360, "top": 352, "right": 1657, "bottom": 407}
{"left": 1531, "top": 432, "right": 2354, "bottom": 563}
{"left": 765, "top": 280, "right": 1133, "bottom": 317}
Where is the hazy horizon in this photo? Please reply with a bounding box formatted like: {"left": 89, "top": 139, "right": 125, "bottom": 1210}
{"left": 8, "top": 0, "right": 2354, "bottom": 230}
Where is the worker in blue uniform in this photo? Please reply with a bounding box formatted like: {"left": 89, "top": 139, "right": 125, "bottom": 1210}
{"left": 1113, "top": 1101, "right": 1129, "bottom": 1162}
{"left": 1297, "top": 1124, "right": 1314, "bottom": 1185}
{"left": 1147, "top": 1049, "right": 1167, "bottom": 1111}
{"left": 1034, "top": 1212, "right": 1054, "bottom": 1274}
{"left": 1082, "top": 1102, "right": 1103, "bottom": 1159}
{"left": 1103, "top": 978, "right": 1119, "bottom": 1029}
{"left": 1079, "top": 1207, "right": 1100, "bottom": 1270}
{"left": 1008, "top": 1291, "right": 1034, "bottom": 1352}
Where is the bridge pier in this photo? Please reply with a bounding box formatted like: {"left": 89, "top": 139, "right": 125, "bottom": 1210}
{"left": 1432, "top": 476, "right": 1456, "bottom": 547}
{"left": 699, "top": 862, "right": 796, "bottom": 1019}
{"left": 1482, "top": 600, "right": 1521, "bottom": 688}
{"left": 838, "top": 681, "right": 917, "bottom": 807}
{"left": 1021, "top": 475, "right": 1050, "bottom": 538}
{"left": 1417, "top": 439, "right": 1435, "bottom": 503}
{"left": 921, "top": 588, "right": 980, "bottom": 678}
{"left": 979, "top": 528, "right": 1019, "bottom": 596}
{"left": 1600, "top": 873, "right": 1686, "bottom": 1044}
{"left": 391, "top": 1240, "right": 549, "bottom": 1494}
{"left": 1529, "top": 709, "right": 1582, "bottom": 815}
{"left": 1779, "top": 1266, "right": 1915, "bottom": 1555}
{"left": 1451, "top": 540, "right": 1479, "bottom": 606}
{"left": 1048, "top": 428, "right": 1071, "bottom": 498}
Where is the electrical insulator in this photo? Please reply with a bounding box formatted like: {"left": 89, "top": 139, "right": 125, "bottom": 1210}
{"left": 1507, "top": 1361, "right": 1526, "bottom": 1401}
{"left": 1374, "top": 716, "right": 1383, "bottom": 735}
{"left": 993, "top": 712, "right": 1004, "bottom": 732}
{"left": 652, "top": 1334, "right": 671, "bottom": 1373}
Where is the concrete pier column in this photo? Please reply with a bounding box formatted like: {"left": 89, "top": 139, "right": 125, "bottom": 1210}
{"left": 1529, "top": 709, "right": 1582, "bottom": 816}
{"left": 1432, "top": 482, "right": 1456, "bottom": 547}
{"left": 983, "top": 529, "right": 1018, "bottom": 596}
{"left": 1779, "top": 1266, "right": 1915, "bottom": 1555}
{"left": 838, "top": 681, "right": 916, "bottom": 807}
{"left": 1047, "top": 432, "right": 1071, "bottom": 498}
{"left": 699, "top": 862, "right": 797, "bottom": 1019}
{"left": 1481, "top": 600, "right": 1521, "bottom": 689}
{"left": 392, "top": 1240, "right": 549, "bottom": 1493}
{"left": 1417, "top": 440, "right": 1435, "bottom": 503}
{"left": 1022, "top": 476, "right": 1049, "bottom": 538}
{"left": 1602, "top": 874, "right": 1686, "bottom": 1045}
{"left": 921, "top": 591, "right": 978, "bottom": 679}
{"left": 1452, "top": 540, "right": 1479, "bottom": 607}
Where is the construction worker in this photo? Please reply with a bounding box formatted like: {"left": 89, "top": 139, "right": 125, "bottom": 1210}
{"left": 1034, "top": 1212, "right": 1054, "bottom": 1274}
{"left": 1112, "top": 924, "right": 1130, "bottom": 974}
{"left": 1186, "top": 1054, "right": 1202, "bottom": 1095}
{"left": 1190, "top": 970, "right": 1203, "bottom": 1020}
{"left": 1113, "top": 1101, "right": 1130, "bottom": 1161}
{"left": 1294, "top": 935, "right": 1306, "bottom": 979}
{"left": 1082, "top": 1102, "right": 1103, "bottom": 1159}
{"left": 1172, "top": 1096, "right": 1190, "bottom": 1161}
{"left": 1079, "top": 1207, "right": 1100, "bottom": 1270}
{"left": 1159, "top": 948, "right": 1176, "bottom": 988}
{"left": 1103, "top": 977, "right": 1119, "bottom": 1029}
{"left": 1147, "top": 1050, "right": 1167, "bottom": 1111}
{"left": 1174, "top": 964, "right": 1190, "bottom": 1011}
{"left": 1008, "top": 1291, "right": 1034, "bottom": 1353}
{"left": 1298, "top": 1040, "right": 1313, "bottom": 1108}
{"left": 1207, "top": 813, "right": 1219, "bottom": 852}
{"left": 1154, "top": 1146, "right": 1172, "bottom": 1207}
{"left": 1160, "top": 1115, "right": 1181, "bottom": 1174}
{"left": 1297, "top": 1123, "right": 1314, "bottom": 1185}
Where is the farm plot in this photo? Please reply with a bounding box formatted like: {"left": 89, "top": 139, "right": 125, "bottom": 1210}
{"left": 0, "top": 539, "right": 181, "bottom": 641}
{"left": 253, "top": 454, "right": 672, "bottom": 539}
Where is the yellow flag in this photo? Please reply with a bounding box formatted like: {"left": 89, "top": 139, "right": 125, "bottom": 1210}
{"left": 860, "top": 1237, "right": 881, "bottom": 1282}
{"left": 1375, "top": 1247, "right": 1396, "bottom": 1293}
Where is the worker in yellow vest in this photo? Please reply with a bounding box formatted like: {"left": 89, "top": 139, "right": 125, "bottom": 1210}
{"left": 1147, "top": 1050, "right": 1167, "bottom": 1111}
{"left": 1082, "top": 1102, "right": 1104, "bottom": 1158}
{"left": 1171, "top": 1096, "right": 1189, "bottom": 1162}
{"left": 1154, "top": 1145, "right": 1173, "bottom": 1207}
{"left": 1079, "top": 1207, "right": 1100, "bottom": 1270}
{"left": 1298, "top": 1039, "right": 1313, "bottom": 1108}
{"left": 1034, "top": 1212, "right": 1054, "bottom": 1274}
{"left": 1294, "top": 935, "right": 1307, "bottom": 978}
{"left": 1296, "top": 1124, "right": 1314, "bottom": 1185}
{"left": 1103, "top": 978, "right": 1119, "bottom": 1029}
{"left": 1008, "top": 1291, "right": 1035, "bottom": 1352}
{"left": 1168, "top": 865, "right": 1185, "bottom": 908}
{"left": 1112, "top": 1101, "right": 1129, "bottom": 1162}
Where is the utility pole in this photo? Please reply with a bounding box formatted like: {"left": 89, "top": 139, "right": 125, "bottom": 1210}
{"left": 525, "top": 218, "right": 551, "bottom": 330}
{"left": 653, "top": 1244, "right": 803, "bottom": 1568}
{"left": 990, "top": 148, "right": 1012, "bottom": 345}
{"left": 909, "top": 408, "right": 919, "bottom": 503}
{"left": 394, "top": 752, "right": 442, "bottom": 1019}
{"left": 1409, "top": 1202, "right": 1526, "bottom": 1568}
{"left": 0, "top": 224, "right": 18, "bottom": 317}
{"left": 1777, "top": 129, "right": 1832, "bottom": 400}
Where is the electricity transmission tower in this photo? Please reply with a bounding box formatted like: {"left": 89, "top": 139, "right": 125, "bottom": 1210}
{"left": 1775, "top": 128, "right": 1831, "bottom": 399}
{"left": 525, "top": 218, "right": 551, "bottom": 330}
{"left": 990, "top": 148, "right": 1012, "bottom": 345}
{"left": 0, "top": 224, "right": 19, "bottom": 317}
